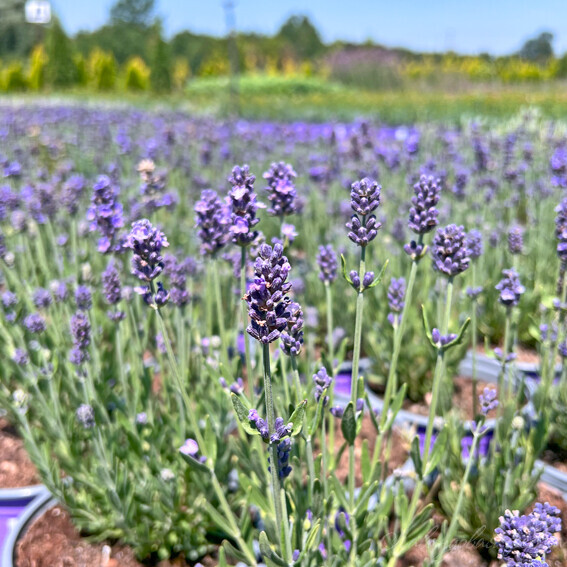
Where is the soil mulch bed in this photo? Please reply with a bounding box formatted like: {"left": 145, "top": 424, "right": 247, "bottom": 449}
{"left": 476, "top": 344, "right": 541, "bottom": 365}
{"left": 402, "top": 377, "right": 499, "bottom": 421}
{"left": 16, "top": 505, "right": 218, "bottom": 567}
{"left": 542, "top": 443, "right": 567, "bottom": 475}
{"left": 333, "top": 415, "right": 409, "bottom": 485}
{"left": 0, "top": 418, "right": 40, "bottom": 488}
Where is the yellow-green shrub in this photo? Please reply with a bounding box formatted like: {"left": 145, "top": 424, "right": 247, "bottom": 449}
{"left": 88, "top": 48, "right": 117, "bottom": 91}
{"left": 3, "top": 62, "right": 28, "bottom": 91}
{"left": 28, "top": 45, "right": 47, "bottom": 91}
{"left": 124, "top": 56, "right": 150, "bottom": 91}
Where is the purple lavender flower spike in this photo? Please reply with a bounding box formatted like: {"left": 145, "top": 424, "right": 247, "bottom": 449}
{"left": 87, "top": 174, "right": 124, "bottom": 254}
{"left": 244, "top": 243, "right": 293, "bottom": 344}
{"left": 496, "top": 269, "right": 525, "bottom": 307}
{"left": 495, "top": 503, "right": 561, "bottom": 566}
{"left": 76, "top": 404, "right": 95, "bottom": 429}
{"left": 466, "top": 286, "right": 483, "bottom": 300}
{"left": 466, "top": 229, "right": 483, "bottom": 260}
{"left": 13, "top": 348, "right": 29, "bottom": 366}
{"left": 555, "top": 197, "right": 567, "bottom": 264}
{"left": 280, "top": 301, "right": 304, "bottom": 356}
{"left": 508, "top": 226, "right": 524, "bottom": 255}
{"left": 317, "top": 245, "right": 338, "bottom": 284}
{"left": 23, "top": 313, "right": 46, "bottom": 334}
{"left": 346, "top": 178, "right": 382, "bottom": 247}
{"left": 227, "top": 165, "right": 262, "bottom": 246}
{"left": 479, "top": 387, "right": 498, "bottom": 416}
{"left": 194, "top": 189, "right": 231, "bottom": 256}
{"left": 408, "top": 175, "right": 441, "bottom": 235}
{"left": 313, "top": 367, "right": 333, "bottom": 406}
{"left": 350, "top": 177, "right": 381, "bottom": 216}
{"left": 551, "top": 146, "right": 567, "bottom": 187}
{"left": 387, "top": 277, "right": 406, "bottom": 326}
{"left": 102, "top": 260, "right": 122, "bottom": 306}
{"left": 124, "top": 219, "right": 169, "bottom": 282}
{"left": 75, "top": 285, "right": 92, "bottom": 311}
{"left": 431, "top": 224, "right": 470, "bottom": 278}
{"left": 70, "top": 311, "right": 91, "bottom": 366}
{"left": 32, "top": 288, "right": 52, "bottom": 309}
{"left": 263, "top": 161, "right": 298, "bottom": 217}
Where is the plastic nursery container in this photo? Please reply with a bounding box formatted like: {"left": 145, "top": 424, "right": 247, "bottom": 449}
{"left": 0, "top": 485, "right": 50, "bottom": 566}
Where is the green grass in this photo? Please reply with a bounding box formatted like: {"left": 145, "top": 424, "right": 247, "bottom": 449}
{"left": 3, "top": 74, "right": 567, "bottom": 124}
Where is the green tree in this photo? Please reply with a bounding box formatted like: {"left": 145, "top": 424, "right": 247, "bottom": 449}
{"left": 518, "top": 31, "right": 554, "bottom": 63}
{"left": 45, "top": 17, "right": 76, "bottom": 87}
{"left": 151, "top": 30, "right": 171, "bottom": 92}
{"left": 110, "top": 0, "right": 154, "bottom": 27}
{"left": 277, "top": 15, "right": 324, "bottom": 60}
{"left": 0, "top": 0, "right": 42, "bottom": 57}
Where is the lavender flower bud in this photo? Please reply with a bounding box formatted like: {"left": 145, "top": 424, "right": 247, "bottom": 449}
{"left": 466, "top": 229, "right": 484, "bottom": 260}
{"left": 496, "top": 269, "right": 525, "bottom": 307}
{"left": 479, "top": 387, "right": 498, "bottom": 416}
{"left": 495, "top": 504, "right": 561, "bottom": 566}
{"left": 313, "top": 367, "right": 333, "bottom": 406}
{"left": 555, "top": 197, "right": 567, "bottom": 263}
{"left": 87, "top": 175, "right": 124, "bottom": 254}
{"left": 362, "top": 271, "right": 374, "bottom": 288}
{"left": 387, "top": 277, "right": 406, "bottom": 325}
{"left": 228, "top": 165, "right": 262, "bottom": 246}
{"left": 349, "top": 271, "right": 360, "bottom": 288}
{"left": 70, "top": 311, "right": 91, "bottom": 366}
{"left": 194, "top": 189, "right": 231, "bottom": 256}
{"left": 102, "top": 260, "right": 122, "bottom": 305}
{"left": 431, "top": 224, "right": 470, "bottom": 277}
{"left": 32, "top": 288, "right": 52, "bottom": 309}
{"left": 23, "top": 313, "right": 46, "bottom": 334}
{"left": 263, "top": 161, "right": 298, "bottom": 217}
{"left": 466, "top": 286, "right": 483, "bottom": 300}
{"left": 124, "top": 219, "right": 169, "bottom": 282}
{"left": 280, "top": 301, "right": 304, "bottom": 356}
{"left": 244, "top": 243, "right": 293, "bottom": 344}
{"left": 75, "top": 285, "right": 92, "bottom": 311}
{"left": 408, "top": 175, "right": 441, "bottom": 235}
{"left": 507, "top": 225, "right": 524, "bottom": 255}
{"left": 76, "top": 404, "right": 95, "bottom": 429}
{"left": 317, "top": 245, "right": 338, "bottom": 284}
{"left": 350, "top": 177, "right": 381, "bottom": 216}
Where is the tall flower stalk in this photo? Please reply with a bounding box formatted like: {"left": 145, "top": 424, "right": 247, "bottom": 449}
{"left": 388, "top": 223, "right": 469, "bottom": 567}
{"left": 377, "top": 175, "right": 441, "bottom": 478}
{"left": 124, "top": 219, "right": 256, "bottom": 566}
{"left": 227, "top": 165, "right": 262, "bottom": 394}
{"left": 466, "top": 229, "right": 483, "bottom": 415}
{"left": 194, "top": 189, "right": 232, "bottom": 373}
{"left": 344, "top": 177, "right": 383, "bottom": 563}
{"left": 243, "top": 242, "right": 295, "bottom": 560}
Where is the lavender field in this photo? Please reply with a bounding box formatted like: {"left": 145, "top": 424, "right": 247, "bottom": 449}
{"left": 1, "top": 102, "right": 567, "bottom": 566}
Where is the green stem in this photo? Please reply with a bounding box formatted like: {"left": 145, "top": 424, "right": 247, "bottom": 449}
{"left": 388, "top": 278, "right": 454, "bottom": 567}
{"left": 240, "top": 247, "right": 254, "bottom": 398}
{"left": 291, "top": 354, "right": 302, "bottom": 404}
{"left": 431, "top": 432, "right": 481, "bottom": 567}
{"left": 325, "top": 282, "right": 336, "bottom": 468}
{"left": 263, "top": 343, "right": 286, "bottom": 557}
{"left": 305, "top": 437, "right": 315, "bottom": 503}
{"left": 471, "top": 262, "right": 478, "bottom": 417}
{"left": 212, "top": 259, "right": 231, "bottom": 375}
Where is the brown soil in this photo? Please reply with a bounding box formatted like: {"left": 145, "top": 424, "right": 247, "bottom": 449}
{"left": 16, "top": 505, "right": 217, "bottom": 567}
{"left": 402, "top": 377, "right": 499, "bottom": 421}
{"left": 0, "top": 418, "right": 40, "bottom": 488}
{"left": 542, "top": 443, "right": 567, "bottom": 474}
{"left": 333, "top": 414, "right": 409, "bottom": 485}
{"left": 476, "top": 344, "right": 541, "bottom": 364}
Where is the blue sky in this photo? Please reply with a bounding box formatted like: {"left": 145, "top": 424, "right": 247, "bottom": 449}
{"left": 51, "top": 0, "right": 566, "bottom": 55}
